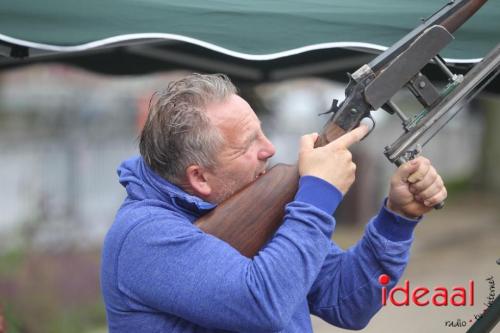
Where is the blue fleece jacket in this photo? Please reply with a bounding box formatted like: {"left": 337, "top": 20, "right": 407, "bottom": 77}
{"left": 101, "top": 156, "right": 420, "bottom": 332}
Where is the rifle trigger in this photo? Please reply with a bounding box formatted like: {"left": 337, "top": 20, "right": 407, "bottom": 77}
{"left": 360, "top": 115, "right": 376, "bottom": 141}
{"left": 318, "top": 99, "right": 340, "bottom": 116}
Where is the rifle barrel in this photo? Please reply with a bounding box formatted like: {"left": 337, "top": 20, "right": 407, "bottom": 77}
{"left": 369, "top": 0, "right": 488, "bottom": 73}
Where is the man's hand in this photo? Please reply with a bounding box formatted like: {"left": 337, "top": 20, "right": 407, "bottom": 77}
{"left": 298, "top": 125, "right": 370, "bottom": 195}
{"left": 387, "top": 156, "right": 447, "bottom": 219}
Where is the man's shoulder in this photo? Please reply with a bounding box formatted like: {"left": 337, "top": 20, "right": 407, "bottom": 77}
{"left": 106, "top": 200, "right": 195, "bottom": 244}
{"left": 117, "top": 199, "right": 193, "bottom": 229}
{"left": 103, "top": 200, "right": 202, "bottom": 263}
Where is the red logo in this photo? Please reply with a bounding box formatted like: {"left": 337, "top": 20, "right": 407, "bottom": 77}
{"left": 379, "top": 274, "right": 475, "bottom": 306}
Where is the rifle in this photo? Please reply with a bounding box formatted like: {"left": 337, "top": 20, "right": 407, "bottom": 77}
{"left": 196, "top": 0, "right": 498, "bottom": 258}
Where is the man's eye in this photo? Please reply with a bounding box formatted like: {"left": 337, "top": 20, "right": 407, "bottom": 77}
{"left": 242, "top": 143, "right": 252, "bottom": 153}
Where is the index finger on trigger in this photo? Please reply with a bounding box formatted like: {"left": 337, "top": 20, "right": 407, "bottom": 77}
{"left": 331, "top": 124, "right": 370, "bottom": 149}
{"left": 299, "top": 132, "right": 319, "bottom": 154}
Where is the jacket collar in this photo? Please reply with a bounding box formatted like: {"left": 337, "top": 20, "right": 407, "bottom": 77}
{"left": 118, "top": 157, "right": 216, "bottom": 216}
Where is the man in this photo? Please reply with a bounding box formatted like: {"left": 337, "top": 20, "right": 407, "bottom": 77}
{"left": 101, "top": 73, "right": 447, "bottom": 332}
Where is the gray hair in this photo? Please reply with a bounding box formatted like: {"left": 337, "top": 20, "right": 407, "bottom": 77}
{"left": 139, "top": 73, "right": 237, "bottom": 184}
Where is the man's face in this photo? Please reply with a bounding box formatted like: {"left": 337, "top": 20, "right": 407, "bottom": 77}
{"left": 205, "top": 94, "right": 276, "bottom": 204}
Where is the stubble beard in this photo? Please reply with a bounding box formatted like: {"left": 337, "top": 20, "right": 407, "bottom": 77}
{"left": 212, "top": 177, "right": 241, "bottom": 204}
{"left": 212, "top": 172, "right": 255, "bottom": 205}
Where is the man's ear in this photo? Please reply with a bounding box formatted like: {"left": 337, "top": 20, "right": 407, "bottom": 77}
{"left": 185, "top": 165, "right": 212, "bottom": 197}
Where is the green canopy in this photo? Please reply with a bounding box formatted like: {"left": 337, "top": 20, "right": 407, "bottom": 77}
{"left": 1, "top": 0, "right": 498, "bottom": 59}
{"left": 0, "top": 0, "right": 500, "bottom": 82}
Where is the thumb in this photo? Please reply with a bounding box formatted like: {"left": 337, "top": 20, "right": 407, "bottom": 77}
{"left": 396, "top": 159, "right": 420, "bottom": 183}
{"left": 300, "top": 132, "right": 319, "bottom": 153}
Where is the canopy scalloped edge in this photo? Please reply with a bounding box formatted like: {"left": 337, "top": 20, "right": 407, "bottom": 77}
{"left": 0, "top": 32, "right": 482, "bottom": 64}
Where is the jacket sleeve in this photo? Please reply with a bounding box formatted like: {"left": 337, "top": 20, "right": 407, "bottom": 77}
{"left": 115, "top": 176, "right": 341, "bottom": 332}
{"left": 307, "top": 201, "right": 420, "bottom": 330}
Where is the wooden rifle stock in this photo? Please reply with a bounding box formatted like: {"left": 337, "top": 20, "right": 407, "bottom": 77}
{"left": 195, "top": 164, "right": 299, "bottom": 258}
{"left": 195, "top": 123, "right": 347, "bottom": 257}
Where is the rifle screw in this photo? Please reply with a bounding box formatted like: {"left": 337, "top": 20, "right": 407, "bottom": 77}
{"left": 419, "top": 81, "right": 426, "bottom": 88}
{"left": 350, "top": 108, "right": 358, "bottom": 114}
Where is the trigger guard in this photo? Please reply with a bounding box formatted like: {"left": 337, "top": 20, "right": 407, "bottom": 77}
{"left": 360, "top": 115, "right": 376, "bottom": 141}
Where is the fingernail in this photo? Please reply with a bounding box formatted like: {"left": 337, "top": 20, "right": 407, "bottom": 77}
{"left": 424, "top": 200, "right": 430, "bottom": 206}
{"left": 410, "top": 160, "right": 418, "bottom": 166}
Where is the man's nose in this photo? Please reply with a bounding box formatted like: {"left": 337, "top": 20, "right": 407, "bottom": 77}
{"left": 258, "top": 136, "right": 276, "bottom": 160}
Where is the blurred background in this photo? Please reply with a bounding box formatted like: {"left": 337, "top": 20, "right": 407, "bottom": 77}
{"left": 0, "top": 0, "right": 499, "bottom": 331}
{"left": 0, "top": 63, "right": 498, "bottom": 332}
